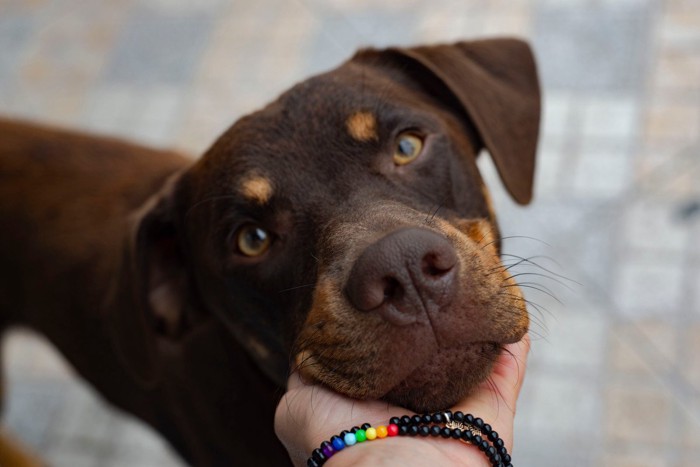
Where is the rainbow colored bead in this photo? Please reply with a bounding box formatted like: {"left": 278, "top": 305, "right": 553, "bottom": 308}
{"left": 343, "top": 432, "right": 356, "bottom": 446}
{"left": 321, "top": 444, "right": 334, "bottom": 458}
{"left": 331, "top": 436, "right": 345, "bottom": 451}
{"left": 309, "top": 422, "right": 397, "bottom": 466}
{"left": 307, "top": 411, "right": 510, "bottom": 467}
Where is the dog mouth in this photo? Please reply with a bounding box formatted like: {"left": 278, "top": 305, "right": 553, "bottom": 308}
{"left": 292, "top": 217, "right": 528, "bottom": 412}
{"left": 293, "top": 338, "right": 506, "bottom": 412}
{"left": 381, "top": 341, "right": 502, "bottom": 411}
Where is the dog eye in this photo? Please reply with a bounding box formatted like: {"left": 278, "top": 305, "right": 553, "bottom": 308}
{"left": 235, "top": 224, "right": 271, "bottom": 257}
{"left": 393, "top": 132, "right": 424, "bottom": 165}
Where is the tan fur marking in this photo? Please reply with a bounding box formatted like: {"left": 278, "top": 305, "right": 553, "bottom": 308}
{"left": 240, "top": 175, "right": 273, "bottom": 204}
{"left": 346, "top": 111, "right": 378, "bottom": 142}
{"left": 459, "top": 219, "right": 496, "bottom": 251}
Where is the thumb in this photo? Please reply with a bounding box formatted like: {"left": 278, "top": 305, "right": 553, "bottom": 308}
{"left": 452, "top": 334, "right": 530, "bottom": 452}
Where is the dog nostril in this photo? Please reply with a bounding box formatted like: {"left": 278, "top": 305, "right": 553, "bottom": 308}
{"left": 382, "top": 277, "right": 403, "bottom": 301}
{"left": 421, "top": 252, "right": 455, "bottom": 277}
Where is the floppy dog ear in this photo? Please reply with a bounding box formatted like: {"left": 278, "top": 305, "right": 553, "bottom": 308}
{"left": 355, "top": 38, "right": 540, "bottom": 204}
{"left": 107, "top": 170, "right": 192, "bottom": 387}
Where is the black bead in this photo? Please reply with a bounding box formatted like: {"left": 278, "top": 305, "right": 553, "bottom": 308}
{"left": 502, "top": 453, "right": 512, "bottom": 463}
{"left": 487, "top": 446, "right": 496, "bottom": 457}
{"left": 421, "top": 413, "right": 432, "bottom": 424}
{"left": 493, "top": 453, "right": 502, "bottom": 463}
{"left": 483, "top": 423, "right": 492, "bottom": 434}
{"left": 433, "top": 412, "right": 445, "bottom": 424}
{"left": 307, "top": 458, "right": 320, "bottom": 467}
{"left": 440, "top": 427, "right": 451, "bottom": 438}
{"left": 453, "top": 411, "right": 464, "bottom": 423}
{"left": 473, "top": 435, "right": 483, "bottom": 445}
{"left": 498, "top": 446, "right": 508, "bottom": 456}
{"left": 461, "top": 430, "right": 474, "bottom": 442}
{"left": 361, "top": 423, "right": 371, "bottom": 430}
{"left": 312, "top": 448, "right": 326, "bottom": 463}
{"left": 506, "top": 464, "right": 513, "bottom": 467}
{"left": 430, "top": 425, "right": 441, "bottom": 437}
{"left": 418, "top": 425, "right": 430, "bottom": 437}
{"left": 495, "top": 438, "right": 505, "bottom": 448}
{"left": 411, "top": 415, "right": 422, "bottom": 425}
{"left": 480, "top": 440, "right": 490, "bottom": 451}
{"left": 488, "top": 431, "right": 499, "bottom": 442}
{"left": 399, "top": 425, "right": 409, "bottom": 436}
{"left": 390, "top": 416, "right": 400, "bottom": 425}
{"left": 339, "top": 430, "right": 349, "bottom": 438}
{"left": 451, "top": 428, "right": 462, "bottom": 439}
{"left": 465, "top": 414, "right": 475, "bottom": 424}
{"left": 351, "top": 426, "right": 360, "bottom": 433}
{"left": 409, "top": 425, "right": 419, "bottom": 436}
{"left": 400, "top": 415, "right": 411, "bottom": 425}
{"left": 474, "top": 417, "right": 485, "bottom": 429}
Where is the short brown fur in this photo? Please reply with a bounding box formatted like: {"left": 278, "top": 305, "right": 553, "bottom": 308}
{"left": 0, "top": 38, "right": 540, "bottom": 465}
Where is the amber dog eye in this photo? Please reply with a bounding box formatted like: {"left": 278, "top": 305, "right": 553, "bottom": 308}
{"left": 393, "top": 132, "right": 424, "bottom": 166}
{"left": 235, "top": 224, "right": 271, "bottom": 257}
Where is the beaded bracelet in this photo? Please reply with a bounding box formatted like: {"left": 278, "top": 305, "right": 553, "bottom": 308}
{"left": 306, "top": 410, "right": 512, "bottom": 467}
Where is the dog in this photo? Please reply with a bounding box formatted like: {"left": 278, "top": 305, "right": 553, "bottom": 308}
{"left": 0, "top": 38, "right": 540, "bottom": 465}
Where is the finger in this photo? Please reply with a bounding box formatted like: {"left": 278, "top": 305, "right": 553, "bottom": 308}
{"left": 451, "top": 334, "right": 531, "bottom": 451}
{"left": 489, "top": 333, "right": 531, "bottom": 401}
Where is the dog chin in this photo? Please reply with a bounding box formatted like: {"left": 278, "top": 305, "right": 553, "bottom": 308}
{"left": 379, "top": 342, "right": 501, "bottom": 413}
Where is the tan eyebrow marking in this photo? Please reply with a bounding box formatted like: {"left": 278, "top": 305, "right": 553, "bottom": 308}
{"left": 240, "top": 175, "right": 274, "bottom": 204}
{"left": 346, "top": 111, "right": 378, "bottom": 142}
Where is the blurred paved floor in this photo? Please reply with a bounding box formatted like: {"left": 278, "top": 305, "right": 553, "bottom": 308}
{"left": 1, "top": 0, "right": 699, "bottom": 466}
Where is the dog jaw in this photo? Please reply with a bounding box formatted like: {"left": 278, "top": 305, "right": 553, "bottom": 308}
{"left": 293, "top": 206, "right": 528, "bottom": 412}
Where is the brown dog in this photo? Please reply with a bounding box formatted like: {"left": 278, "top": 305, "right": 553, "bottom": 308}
{"left": 0, "top": 38, "right": 539, "bottom": 465}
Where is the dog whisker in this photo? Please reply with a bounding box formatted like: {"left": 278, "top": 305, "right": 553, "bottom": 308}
{"left": 498, "top": 235, "right": 552, "bottom": 247}
{"left": 427, "top": 195, "right": 448, "bottom": 222}
{"left": 517, "top": 281, "right": 561, "bottom": 301}
{"left": 499, "top": 253, "right": 576, "bottom": 284}
{"left": 501, "top": 275, "right": 560, "bottom": 298}
{"left": 502, "top": 282, "right": 563, "bottom": 305}
{"left": 278, "top": 283, "right": 316, "bottom": 294}
{"left": 474, "top": 228, "right": 493, "bottom": 248}
{"left": 501, "top": 271, "right": 575, "bottom": 292}
{"left": 498, "top": 291, "right": 553, "bottom": 323}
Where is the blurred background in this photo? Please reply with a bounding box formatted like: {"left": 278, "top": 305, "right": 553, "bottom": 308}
{"left": 1, "top": 0, "right": 699, "bottom": 465}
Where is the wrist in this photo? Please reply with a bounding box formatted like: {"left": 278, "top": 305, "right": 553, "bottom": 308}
{"left": 324, "top": 436, "right": 490, "bottom": 467}
{"left": 306, "top": 412, "right": 510, "bottom": 467}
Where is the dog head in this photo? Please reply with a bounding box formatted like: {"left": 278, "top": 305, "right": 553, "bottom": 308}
{"left": 112, "top": 38, "right": 540, "bottom": 412}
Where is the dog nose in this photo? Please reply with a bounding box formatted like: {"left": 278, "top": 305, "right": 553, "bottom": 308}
{"left": 345, "top": 228, "right": 458, "bottom": 325}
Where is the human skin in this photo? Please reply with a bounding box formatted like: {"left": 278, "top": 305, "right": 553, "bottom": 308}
{"left": 275, "top": 334, "right": 530, "bottom": 466}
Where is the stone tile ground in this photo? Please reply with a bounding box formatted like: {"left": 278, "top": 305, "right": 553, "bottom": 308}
{"left": 0, "top": 0, "right": 698, "bottom": 465}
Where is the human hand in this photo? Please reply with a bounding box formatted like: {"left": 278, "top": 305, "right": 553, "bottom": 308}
{"left": 275, "top": 334, "right": 530, "bottom": 466}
